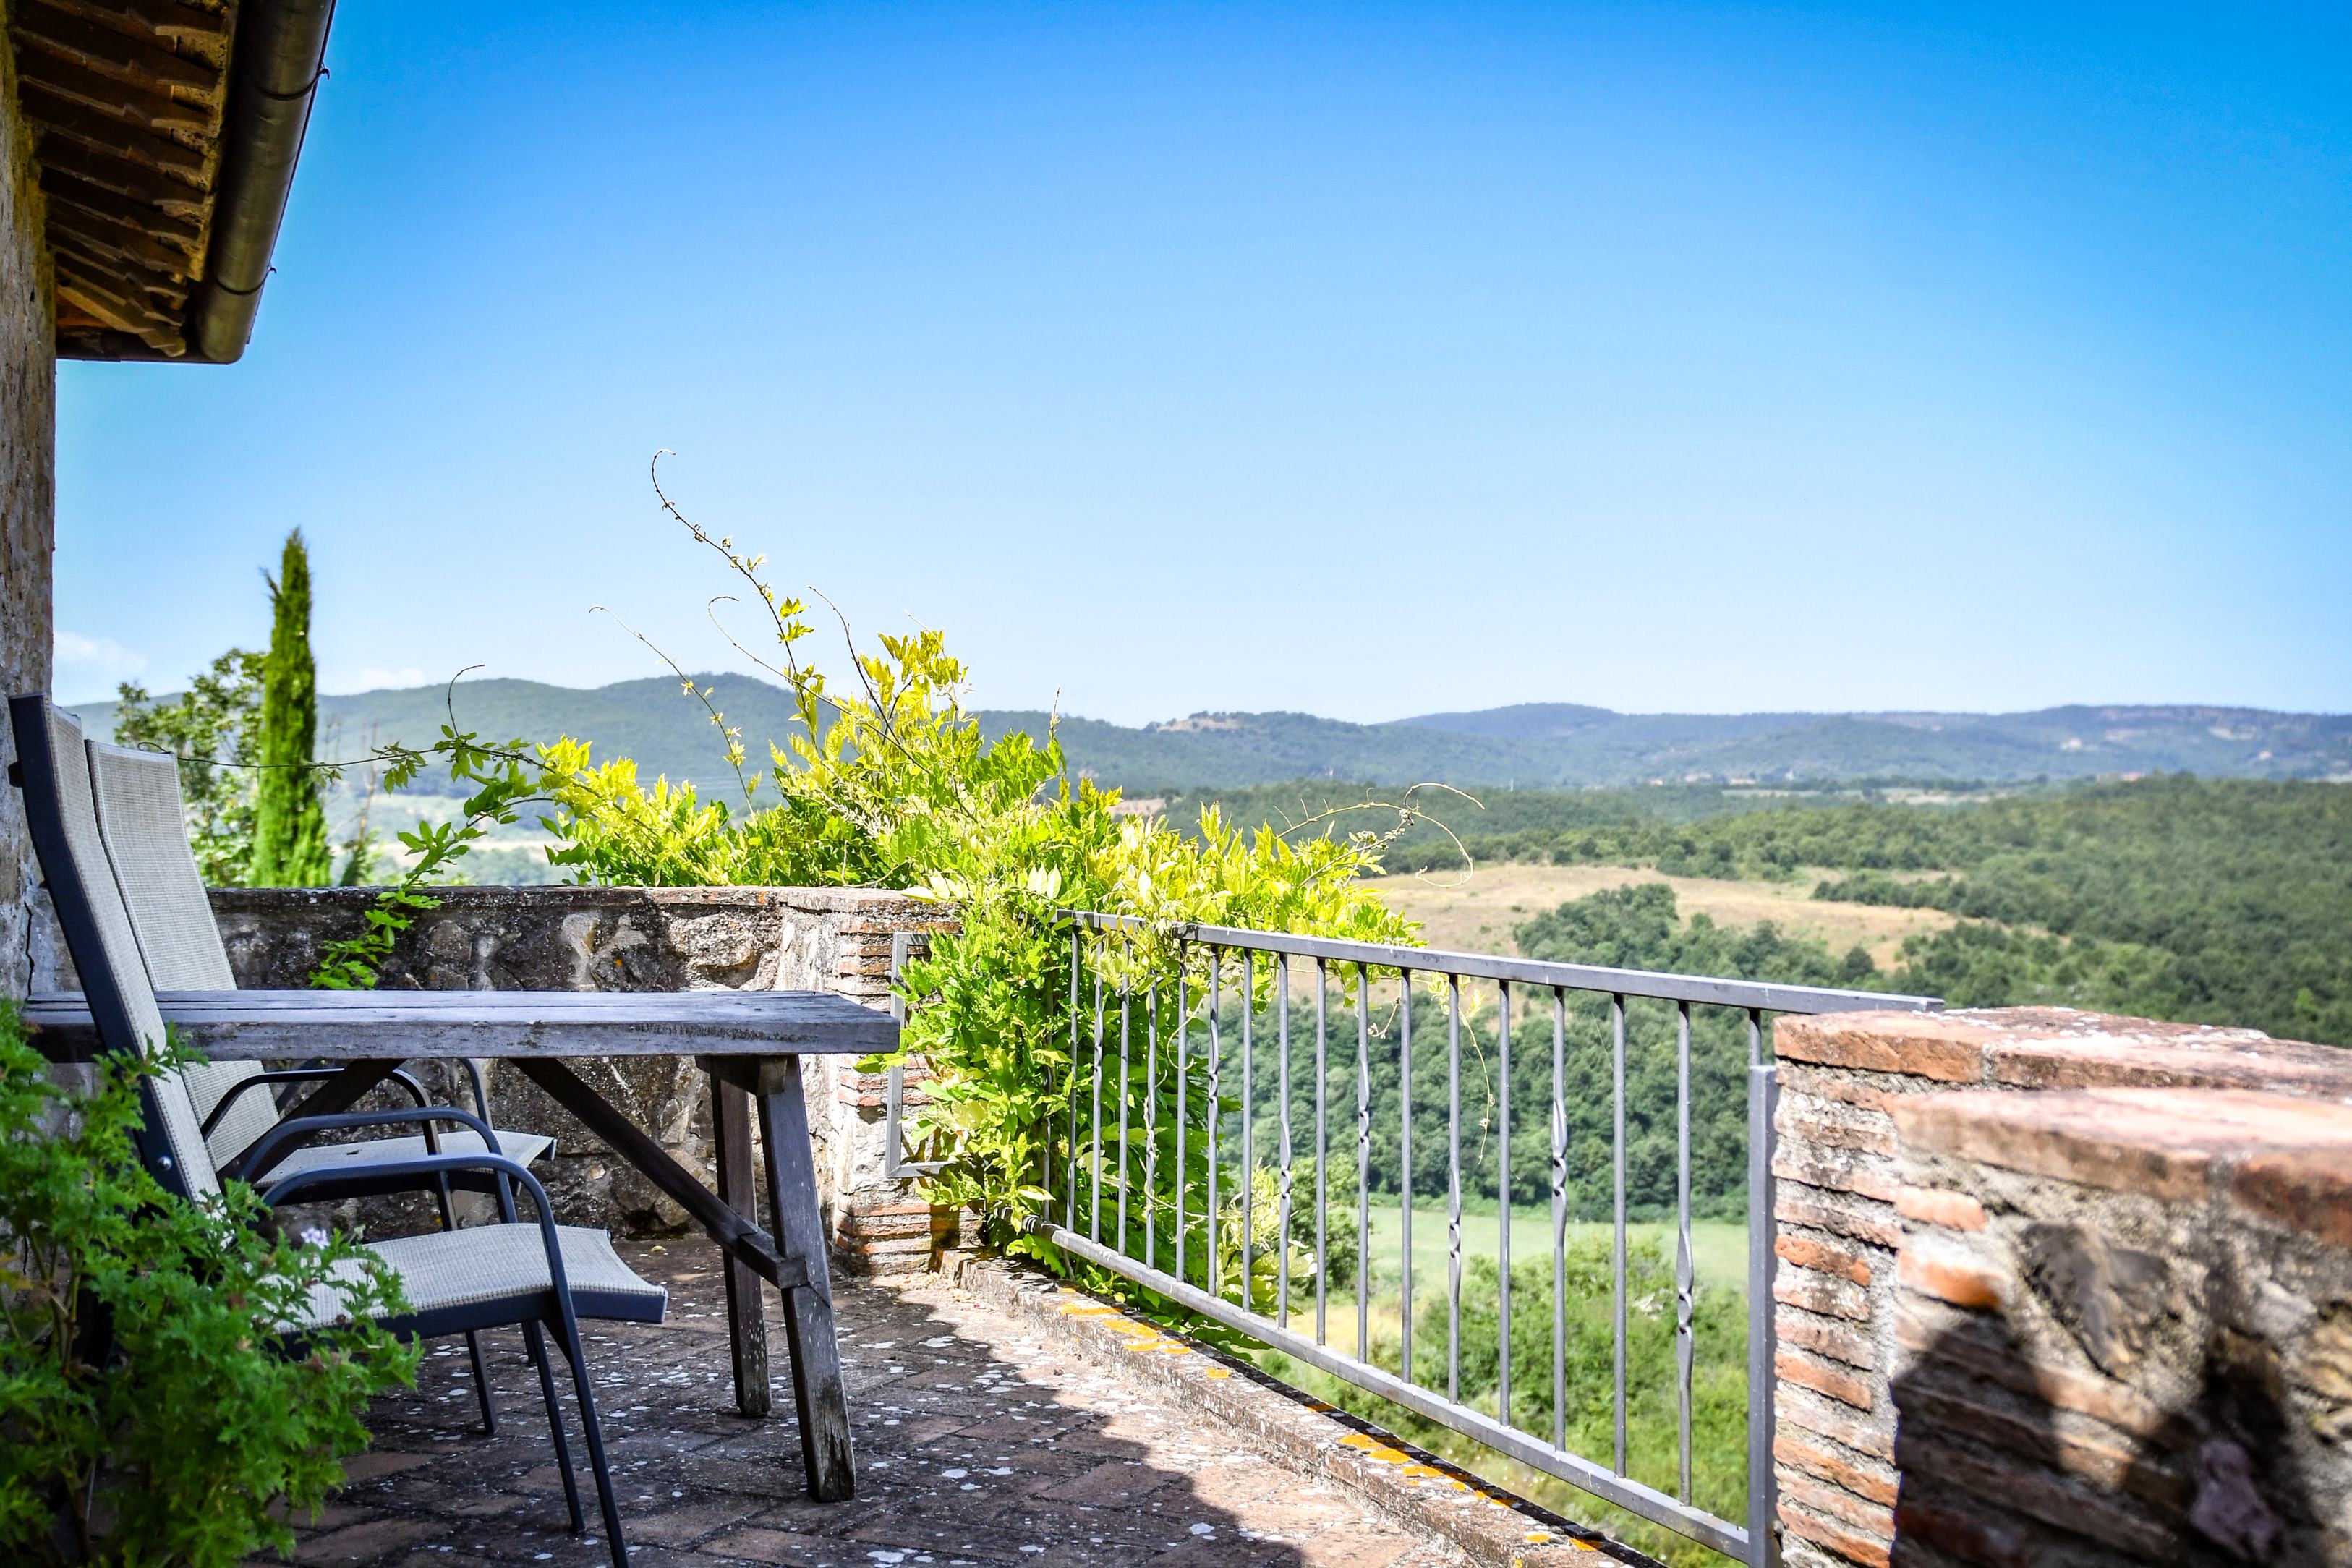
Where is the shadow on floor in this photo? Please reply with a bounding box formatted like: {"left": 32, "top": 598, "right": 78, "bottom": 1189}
{"left": 270, "top": 1238, "right": 1444, "bottom": 1567}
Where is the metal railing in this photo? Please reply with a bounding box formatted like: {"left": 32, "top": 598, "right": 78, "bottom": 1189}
{"left": 989, "top": 911, "right": 1943, "bottom": 1564}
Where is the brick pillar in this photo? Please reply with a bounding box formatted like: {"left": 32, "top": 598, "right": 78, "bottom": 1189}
{"left": 766, "top": 889, "right": 963, "bottom": 1274}
{"left": 1890, "top": 1086, "right": 2352, "bottom": 1565}
{"left": 1765, "top": 1007, "right": 2352, "bottom": 1568}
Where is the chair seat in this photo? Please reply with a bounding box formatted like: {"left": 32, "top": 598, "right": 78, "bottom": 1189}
{"left": 265, "top": 1128, "right": 555, "bottom": 1183}
{"left": 299, "top": 1223, "right": 668, "bottom": 1330}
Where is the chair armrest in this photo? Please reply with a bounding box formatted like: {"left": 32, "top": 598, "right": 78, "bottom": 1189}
{"left": 263, "top": 1151, "right": 545, "bottom": 1231}
{"left": 241, "top": 1104, "right": 503, "bottom": 1183}
{"left": 202, "top": 1064, "right": 440, "bottom": 1139}
{"left": 199, "top": 1068, "right": 343, "bottom": 1138}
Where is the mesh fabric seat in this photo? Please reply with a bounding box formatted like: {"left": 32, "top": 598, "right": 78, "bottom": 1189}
{"left": 83, "top": 741, "right": 554, "bottom": 1175}
{"left": 300, "top": 1224, "right": 667, "bottom": 1331}
{"left": 14, "top": 697, "right": 656, "bottom": 1568}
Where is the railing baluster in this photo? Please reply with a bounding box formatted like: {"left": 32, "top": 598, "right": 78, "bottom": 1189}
{"left": 1612, "top": 992, "right": 1628, "bottom": 1477}
{"left": 1175, "top": 954, "right": 1189, "bottom": 1287}
{"left": 1091, "top": 971, "right": 1107, "bottom": 1243}
{"left": 1314, "top": 957, "right": 1329, "bottom": 1347}
{"left": 1277, "top": 953, "right": 1294, "bottom": 1326}
{"left": 1676, "top": 999, "right": 1695, "bottom": 1503}
{"left": 1551, "top": 985, "right": 1567, "bottom": 1453}
{"left": 1034, "top": 908, "right": 1941, "bottom": 1564}
{"left": 1497, "top": 979, "right": 1512, "bottom": 1432}
{"left": 1206, "top": 948, "right": 1222, "bottom": 1303}
{"left": 1447, "top": 972, "right": 1462, "bottom": 1405}
{"left": 1747, "top": 1005, "right": 1778, "bottom": 1568}
{"left": 1145, "top": 979, "right": 1160, "bottom": 1271}
{"left": 1241, "top": 950, "right": 1256, "bottom": 1311}
{"left": 1117, "top": 976, "right": 1132, "bottom": 1250}
{"left": 1356, "top": 960, "right": 1371, "bottom": 1362}
{"left": 1399, "top": 968, "right": 1414, "bottom": 1386}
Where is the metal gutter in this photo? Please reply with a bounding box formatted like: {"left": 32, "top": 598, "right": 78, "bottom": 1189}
{"left": 182, "top": 0, "right": 336, "bottom": 362}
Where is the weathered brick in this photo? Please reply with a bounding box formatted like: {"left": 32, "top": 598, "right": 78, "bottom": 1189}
{"left": 1896, "top": 1384, "right": 2155, "bottom": 1494}
{"left": 1779, "top": 1470, "right": 1895, "bottom": 1539}
{"left": 1896, "top": 1236, "right": 2007, "bottom": 1311}
{"left": 1894, "top": 1436, "right": 2176, "bottom": 1561}
{"left": 1776, "top": 1261, "right": 1871, "bottom": 1322}
{"left": 2233, "top": 1142, "right": 2352, "bottom": 1249}
{"left": 1780, "top": 1063, "right": 1899, "bottom": 1115}
{"left": 1778, "top": 1496, "right": 1893, "bottom": 1568}
{"left": 1891, "top": 1501, "right": 2029, "bottom": 1568}
{"left": 1778, "top": 1305, "right": 1875, "bottom": 1369}
{"left": 1778, "top": 1346, "right": 1873, "bottom": 1410}
{"left": 1893, "top": 1300, "right": 2168, "bottom": 1439}
{"left": 1986, "top": 1024, "right": 2352, "bottom": 1099}
{"left": 1777, "top": 1185, "right": 1903, "bottom": 1249}
{"left": 1893, "top": 1185, "right": 1985, "bottom": 1231}
{"left": 1775, "top": 1431, "right": 1898, "bottom": 1507}
{"left": 1773, "top": 1013, "right": 1990, "bottom": 1084}
{"left": 1893, "top": 1086, "right": 2352, "bottom": 1201}
{"left": 1778, "top": 1231, "right": 1874, "bottom": 1286}
{"left": 1775, "top": 1142, "right": 1901, "bottom": 1203}
{"left": 1782, "top": 1096, "right": 1900, "bottom": 1157}
{"left": 1780, "top": 1385, "right": 1897, "bottom": 1461}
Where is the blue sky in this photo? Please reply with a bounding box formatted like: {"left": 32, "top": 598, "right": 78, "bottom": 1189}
{"left": 55, "top": 2, "right": 2351, "bottom": 723}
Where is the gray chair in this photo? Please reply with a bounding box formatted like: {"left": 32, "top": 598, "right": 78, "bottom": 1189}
{"left": 14, "top": 696, "right": 657, "bottom": 1567}
{"left": 85, "top": 739, "right": 558, "bottom": 1436}
{"left": 83, "top": 741, "right": 556, "bottom": 1179}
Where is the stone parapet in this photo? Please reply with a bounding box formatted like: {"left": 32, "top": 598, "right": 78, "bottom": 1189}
{"left": 1766, "top": 1007, "right": 2352, "bottom": 1568}
{"left": 1891, "top": 1086, "right": 2352, "bottom": 1565}
{"left": 208, "top": 885, "right": 959, "bottom": 1270}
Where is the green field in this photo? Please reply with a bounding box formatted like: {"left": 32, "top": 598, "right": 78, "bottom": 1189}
{"left": 1359, "top": 1203, "right": 1746, "bottom": 1295}
{"left": 1234, "top": 1203, "right": 1753, "bottom": 1565}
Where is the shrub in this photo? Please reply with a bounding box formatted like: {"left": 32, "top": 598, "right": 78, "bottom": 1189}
{"left": 0, "top": 1018, "right": 417, "bottom": 1566}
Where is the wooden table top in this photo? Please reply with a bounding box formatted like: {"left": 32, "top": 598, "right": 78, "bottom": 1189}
{"left": 24, "top": 987, "right": 901, "bottom": 1060}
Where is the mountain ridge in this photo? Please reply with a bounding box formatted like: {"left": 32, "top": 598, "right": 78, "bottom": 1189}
{"left": 72, "top": 675, "right": 2352, "bottom": 795}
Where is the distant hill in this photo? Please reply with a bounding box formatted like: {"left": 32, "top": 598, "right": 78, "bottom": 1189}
{"left": 72, "top": 676, "right": 2352, "bottom": 796}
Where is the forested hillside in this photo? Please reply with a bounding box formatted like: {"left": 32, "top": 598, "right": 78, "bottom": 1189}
{"left": 75, "top": 676, "right": 2352, "bottom": 791}
{"left": 1348, "top": 776, "right": 2348, "bottom": 1049}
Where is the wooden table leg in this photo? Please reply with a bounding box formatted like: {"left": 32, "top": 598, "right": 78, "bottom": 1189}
{"left": 754, "top": 1054, "right": 857, "bottom": 1501}
{"left": 709, "top": 1073, "right": 772, "bottom": 1418}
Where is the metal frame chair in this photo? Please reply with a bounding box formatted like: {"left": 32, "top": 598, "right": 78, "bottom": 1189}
{"left": 12, "top": 696, "right": 655, "bottom": 1567}
{"left": 82, "top": 738, "right": 562, "bottom": 1434}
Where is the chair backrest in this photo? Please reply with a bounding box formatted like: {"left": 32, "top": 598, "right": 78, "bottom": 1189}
{"left": 85, "top": 741, "right": 273, "bottom": 1162}
{"left": 11, "top": 696, "right": 221, "bottom": 1200}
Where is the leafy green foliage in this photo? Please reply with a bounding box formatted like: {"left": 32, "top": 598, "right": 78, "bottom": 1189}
{"left": 1358, "top": 775, "right": 2351, "bottom": 1047}
{"left": 1418, "top": 1242, "right": 1743, "bottom": 1512}
{"left": 310, "top": 724, "right": 551, "bottom": 989}
{"left": 539, "top": 469, "right": 1419, "bottom": 1270}
{"left": 111, "top": 649, "right": 264, "bottom": 887}
{"left": 0, "top": 1018, "right": 417, "bottom": 1566}
{"left": 250, "top": 531, "right": 331, "bottom": 887}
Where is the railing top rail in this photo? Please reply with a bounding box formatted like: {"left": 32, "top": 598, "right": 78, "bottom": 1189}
{"left": 1062, "top": 908, "right": 1942, "bottom": 1017}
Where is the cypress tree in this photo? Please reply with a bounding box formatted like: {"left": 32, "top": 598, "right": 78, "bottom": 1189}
{"left": 248, "top": 530, "right": 331, "bottom": 885}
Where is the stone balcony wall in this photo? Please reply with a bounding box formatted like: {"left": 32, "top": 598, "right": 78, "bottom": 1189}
{"left": 1891, "top": 1085, "right": 2352, "bottom": 1566}
{"left": 1768, "top": 1007, "right": 2352, "bottom": 1568}
{"left": 208, "top": 885, "right": 958, "bottom": 1271}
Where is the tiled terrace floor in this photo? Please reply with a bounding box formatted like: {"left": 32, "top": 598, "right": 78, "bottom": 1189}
{"left": 267, "top": 1238, "right": 1458, "bottom": 1568}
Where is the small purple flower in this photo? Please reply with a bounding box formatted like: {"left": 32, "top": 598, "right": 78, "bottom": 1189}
{"left": 298, "top": 1225, "right": 329, "bottom": 1249}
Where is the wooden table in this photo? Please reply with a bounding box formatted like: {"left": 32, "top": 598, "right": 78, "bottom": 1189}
{"left": 25, "top": 987, "right": 898, "bottom": 1504}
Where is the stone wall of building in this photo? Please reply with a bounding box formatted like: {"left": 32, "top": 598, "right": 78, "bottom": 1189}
{"left": 209, "top": 885, "right": 958, "bottom": 1269}
{"left": 0, "top": 17, "right": 56, "bottom": 1000}
{"left": 1891, "top": 1085, "right": 2352, "bottom": 1566}
{"left": 1766, "top": 1007, "right": 2352, "bottom": 1568}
